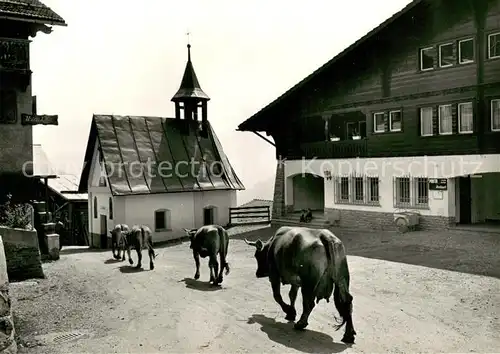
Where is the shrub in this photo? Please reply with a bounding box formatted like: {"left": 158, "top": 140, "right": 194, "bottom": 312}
{"left": 0, "top": 193, "right": 33, "bottom": 230}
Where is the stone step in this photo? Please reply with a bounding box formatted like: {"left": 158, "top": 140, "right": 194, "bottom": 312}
{"left": 272, "top": 218, "right": 331, "bottom": 229}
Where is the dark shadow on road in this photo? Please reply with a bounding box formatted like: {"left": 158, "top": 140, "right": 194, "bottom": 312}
{"left": 180, "top": 278, "right": 223, "bottom": 292}
{"left": 60, "top": 247, "right": 109, "bottom": 255}
{"left": 247, "top": 314, "right": 348, "bottom": 353}
{"left": 104, "top": 258, "right": 122, "bottom": 264}
{"left": 118, "top": 265, "right": 145, "bottom": 273}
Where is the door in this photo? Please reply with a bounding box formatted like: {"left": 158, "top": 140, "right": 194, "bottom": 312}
{"left": 203, "top": 207, "right": 214, "bottom": 225}
{"left": 100, "top": 215, "right": 108, "bottom": 248}
{"left": 459, "top": 176, "right": 472, "bottom": 224}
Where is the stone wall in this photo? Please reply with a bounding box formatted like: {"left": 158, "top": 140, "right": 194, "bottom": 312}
{"left": 0, "top": 226, "right": 44, "bottom": 282}
{"left": 271, "top": 160, "right": 285, "bottom": 218}
{"left": 0, "top": 237, "right": 17, "bottom": 353}
{"left": 324, "top": 208, "right": 456, "bottom": 231}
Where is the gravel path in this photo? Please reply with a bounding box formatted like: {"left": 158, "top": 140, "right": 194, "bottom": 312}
{"left": 10, "top": 227, "right": 500, "bottom": 353}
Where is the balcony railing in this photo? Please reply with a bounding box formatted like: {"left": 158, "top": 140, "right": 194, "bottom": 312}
{"left": 0, "top": 38, "right": 29, "bottom": 71}
{"left": 288, "top": 139, "right": 368, "bottom": 160}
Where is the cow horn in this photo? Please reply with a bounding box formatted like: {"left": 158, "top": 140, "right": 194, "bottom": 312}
{"left": 245, "top": 239, "right": 257, "bottom": 247}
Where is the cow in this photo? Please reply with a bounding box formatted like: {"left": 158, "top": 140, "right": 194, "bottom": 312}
{"left": 183, "top": 225, "right": 230, "bottom": 285}
{"left": 123, "top": 225, "right": 156, "bottom": 270}
{"left": 109, "top": 224, "right": 130, "bottom": 260}
{"left": 245, "top": 226, "right": 356, "bottom": 344}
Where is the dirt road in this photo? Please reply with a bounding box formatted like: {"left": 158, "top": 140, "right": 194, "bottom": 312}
{"left": 11, "top": 233, "right": 500, "bottom": 353}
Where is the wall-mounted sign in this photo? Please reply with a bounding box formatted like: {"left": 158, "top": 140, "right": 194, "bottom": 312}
{"left": 429, "top": 178, "right": 447, "bottom": 190}
{"left": 21, "top": 114, "right": 58, "bottom": 125}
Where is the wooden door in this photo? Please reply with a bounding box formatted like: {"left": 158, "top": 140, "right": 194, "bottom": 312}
{"left": 100, "top": 215, "right": 107, "bottom": 248}
{"left": 459, "top": 176, "right": 471, "bottom": 224}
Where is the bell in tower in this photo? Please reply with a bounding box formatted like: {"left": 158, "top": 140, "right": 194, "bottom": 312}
{"left": 171, "top": 42, "right": 210, "bottom": 135}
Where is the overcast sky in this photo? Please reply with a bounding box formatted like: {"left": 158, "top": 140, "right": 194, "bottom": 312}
{"left": 31, "top": 0, "right": 412, "bottom": 202}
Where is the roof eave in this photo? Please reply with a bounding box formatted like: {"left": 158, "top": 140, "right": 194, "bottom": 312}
{"left": 0, "top": 14, "right": 66, "bottom": 26}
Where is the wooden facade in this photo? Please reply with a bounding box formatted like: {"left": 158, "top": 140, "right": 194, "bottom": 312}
{"left": 239, "top": 0, "right": 500, "bottom": 160}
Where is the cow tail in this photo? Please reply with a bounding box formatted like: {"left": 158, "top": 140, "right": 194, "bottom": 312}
{"left": 332, "top": 242, "right": 353, "bottom": 332}
{"left": 218, "top": 227, "right": 230, "bottom": 275}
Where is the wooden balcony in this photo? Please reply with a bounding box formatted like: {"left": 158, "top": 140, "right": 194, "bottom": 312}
{"left": 0, "top": 38, "right": 29, "bottom": 71}
{"left": 287, "top": 139, "right": 368, "bottom": 160}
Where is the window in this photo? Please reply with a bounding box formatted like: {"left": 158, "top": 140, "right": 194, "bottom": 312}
{"left": 335, "top": 175, "right": 380, "bottom": 206}
{"left": 389, "top": 110, "right": 402, "bottom": 131}
{"left": 488, "top": 32, "right": 500, "bottom": 59}
{"left": 420, "top": 47, "right": 434, "bottom": 71}
{"left": 458, "top": 102, "right": 473, "bottom": 134}
{"left": 354, "top": 177, "right": 363, "bottom": 202}
{"left": 108, "top": 197, "right": 113, "bottom": 220}
{"left": 438, "top": 104, "right": 452, "bottom": 135}
{"left": 394, "top": 177, "right": 429, "bottom": 208}
{"left": 368, "top": 177, "right": 379, "bottom": 203}
{"left": 420, "top": 107, "right": 433, "bottom": 136}
{"left": 492, "top": 99, "right": 500, "bottom": 131}
{"left": 395, "top": 177, "right": 411, "bottom": 205}
{"left": 439, "top": 43, "right": 454, "bottom": 67}
{"left": 154, "top": 209, "right": 171, "bottom": 231}
{"left": 93, "top": 197, "right": 97, "bottom": 219}
{"left": 458, "top": 38, "right": 474, "bottom": 64}
{"left": 373, "top": 112, "right": 385, "bottom": 133}
{"left": 340, "top": 177, "right": 349, "bottom": 201}
{"left": 415, "top": 178, "right": 429, "bottom": 206}
{"left": 98, "top": 153, "right": 106, "bottom": 187}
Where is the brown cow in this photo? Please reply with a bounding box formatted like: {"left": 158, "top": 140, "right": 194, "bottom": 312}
{"left": 109, "top": 224, "right": 129, "bottom": 260}
{"left": 123, "top": 225, "right": 156, "bottom": 270}
{"left": 183, "top": 225, "right": 230, "bottom": 285}
{"left": 245, "top": 226, "right": 356, "bottom": 344}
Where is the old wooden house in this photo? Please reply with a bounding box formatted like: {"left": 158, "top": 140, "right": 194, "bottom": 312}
{"left": 0, "top": 0, "right": 65, "bottom": 200}
{"left": 78, "top": 44, "right": 245, "bottom": 248}
{"left": 238, "top": 0, "right": 500, "bottom": 230}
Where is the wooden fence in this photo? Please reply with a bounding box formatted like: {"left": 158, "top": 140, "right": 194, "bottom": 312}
{"left": 228, "top": 205, "right": 271, "bottom": 226}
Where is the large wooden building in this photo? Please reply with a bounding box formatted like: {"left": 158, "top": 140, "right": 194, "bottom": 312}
{"left": 239, "top": 0, "right": 500, "bottom": 230}
{"left": 78, "top": 44, "right": 245, "bottom": 248}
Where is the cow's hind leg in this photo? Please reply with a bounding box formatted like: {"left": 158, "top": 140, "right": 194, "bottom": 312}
{"left": 148, "top": 248, "right": 154, "bottom": 270}
{"left": 193, "top": 250, "right": 200, "bottom": 279}
{"left": 135, "top": 244, "right": 142, "bottom": 269}
{"left": 215, "top": 251, "right": 226, "bottom": 285}
{"left": 209, "top": 255, "right": 219, "bottom": 285}
{"left": 294, "top": 286, "right": 316, "bottom": 330}
{"left": 270, "top": 276, "right": 295, "bottom": 320}
{"left": 286, "top": 285, "right": 299, "bottom": 321}
{"left": 126, "top": 246, "right": 133, "bottom": 265}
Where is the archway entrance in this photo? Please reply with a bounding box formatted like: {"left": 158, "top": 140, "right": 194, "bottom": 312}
{"left": 291, "top": 173, "right": 324, "bottom": 212}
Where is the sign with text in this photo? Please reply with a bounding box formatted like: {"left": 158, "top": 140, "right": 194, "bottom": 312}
{"left": 429, "top": 178, "right": 447, "bottom": 190}
{"left": 21, "top": 114, "right": 58, "bottom": 126}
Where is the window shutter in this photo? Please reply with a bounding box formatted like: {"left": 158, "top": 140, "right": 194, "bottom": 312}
{"left": 383, "top": 112, "right": 389, "bottom": 132}
{"left": 432, "top": 106, "right": 438, "bottom": 135}
{"left": 452, "top": 103, "right": 458, "bottom": 134}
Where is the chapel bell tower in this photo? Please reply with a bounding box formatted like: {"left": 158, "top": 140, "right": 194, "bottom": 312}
{"left": 171, "top": 43, "right": 210, "bottom": 132}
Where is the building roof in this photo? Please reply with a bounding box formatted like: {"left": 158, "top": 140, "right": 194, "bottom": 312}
{"left": 78, "top": 115, "right": 245, "bottom": 196}
{"left": 238, "top": 198, "right": 273, "bottom": 210}
{"left": 32, "top": 143, "right": 57, "bottom": 178}
{"left": 0, "top": 0, "right": 66, "bottom": 26}
{"left": 47, "top": 174, "right": 88, "bottom": 201}
{"left": 171, "top": 44, "right": 210, "bottom": 102}
{"left": 238, "top": 0, "right": 422, "bottom": 132}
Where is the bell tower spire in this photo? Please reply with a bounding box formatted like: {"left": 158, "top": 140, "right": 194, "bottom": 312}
{"left": 171, "top": 34, "right": 210, "bottom": 126}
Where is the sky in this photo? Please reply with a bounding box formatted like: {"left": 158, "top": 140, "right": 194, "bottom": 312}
{"left": 31, "top": 0, "right": 412, "bottom": 204}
